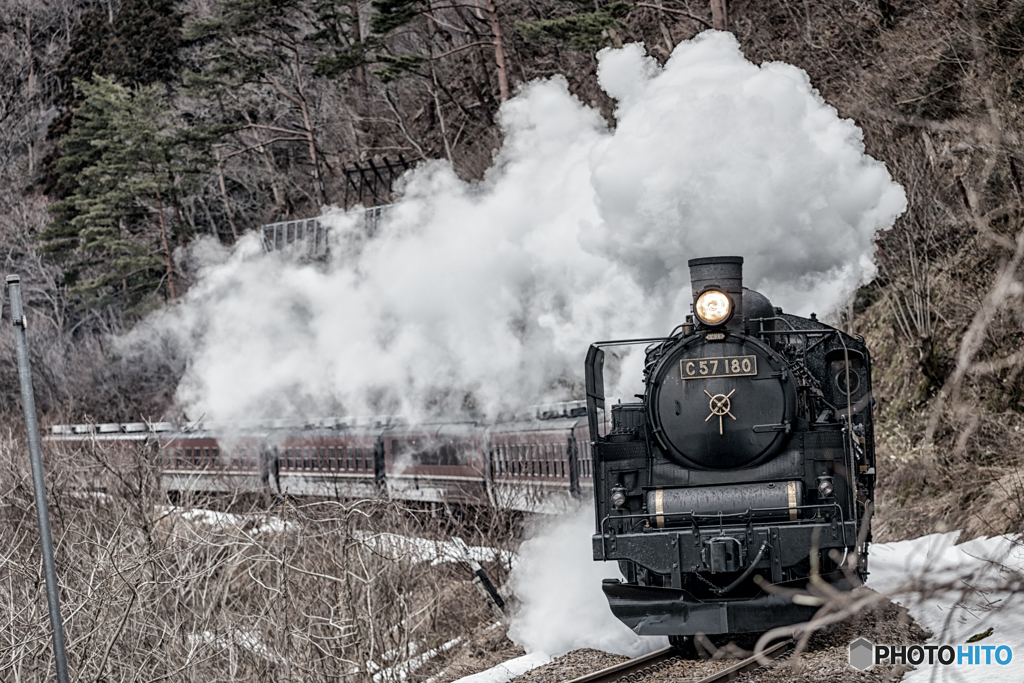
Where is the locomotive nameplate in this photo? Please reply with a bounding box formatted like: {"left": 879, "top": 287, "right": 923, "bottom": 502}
{"left": 680, "top": 355, "right": 757, "bottom": 379}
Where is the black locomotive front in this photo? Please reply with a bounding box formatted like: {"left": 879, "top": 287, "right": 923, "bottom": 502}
{"left": 584, "top": 256, "right": 874, "bottom": 640}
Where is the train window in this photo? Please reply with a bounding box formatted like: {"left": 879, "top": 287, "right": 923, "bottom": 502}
{"left": 391, "top": 438, "right": 466, "bottom": 467}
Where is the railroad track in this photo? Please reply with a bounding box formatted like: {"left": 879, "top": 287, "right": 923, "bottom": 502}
{"left": 566, "top": 638, "right": 794, "bottom": 683}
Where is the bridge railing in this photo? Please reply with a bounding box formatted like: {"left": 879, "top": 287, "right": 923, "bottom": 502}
{"left": 260, "top": 204, "right": 393, "bottom": 255}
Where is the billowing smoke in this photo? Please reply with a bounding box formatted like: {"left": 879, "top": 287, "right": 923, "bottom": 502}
{"left": 507, "top": 504, "right": 669, "bottom": 656}
{"left": 126, "top": 31, "right": 905, "bottom": 423}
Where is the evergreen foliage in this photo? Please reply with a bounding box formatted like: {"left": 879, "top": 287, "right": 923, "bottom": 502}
{"left": 375, "top": 54, "right": 428, "bottom": 82}
{"left": 105, "top": 0, "right": 185, "bottom": 87}
{"left": 370, "top": 0, "right": 421, "bottom": 35}
{"left": 41, "top": 77, "right": 205, "bottom": 315}
{"left": 517, "top": 2, "right": 630, "bottom": 51}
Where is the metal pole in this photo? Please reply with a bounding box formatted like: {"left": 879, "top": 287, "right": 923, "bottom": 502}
{"left": 7, "top": 275, "right": 71, "bottom": 683}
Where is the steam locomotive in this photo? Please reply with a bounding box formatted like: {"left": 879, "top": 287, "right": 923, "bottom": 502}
{"left": 585, "top": 256, "right": 874, "bottom": 646}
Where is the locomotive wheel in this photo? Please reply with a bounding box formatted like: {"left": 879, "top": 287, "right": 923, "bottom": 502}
{"left": 668, "top": 635, "right": 700, "bottom": 659}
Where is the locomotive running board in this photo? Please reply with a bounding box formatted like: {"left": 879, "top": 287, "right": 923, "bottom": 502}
{"left": 601, "top": 581, "right": 818, "bottom": 636}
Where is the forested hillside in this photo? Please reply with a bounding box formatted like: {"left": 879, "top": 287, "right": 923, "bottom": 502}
{"left": 1, "top": 0, "right": 1024, "bottom": 538}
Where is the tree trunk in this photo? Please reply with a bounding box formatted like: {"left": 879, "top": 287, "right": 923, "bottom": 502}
{"left": 486, "top": 0, "right": 509, "bottom": 101}
{"left": 214, "top": 148, "right": 239, "bottom": 241}
{"left": 350, "top": 1, "right": 366, "bottom": 91}
{"left": 153, "top": 174, "right": 178, "bottom": 300}
{"left": 711, "top": 0, "right": 728, "bottom": 30}
{"left": 291, "top": 49, "right": 328, "bottom": 206}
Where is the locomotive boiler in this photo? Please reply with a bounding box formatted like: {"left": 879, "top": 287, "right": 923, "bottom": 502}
{"left": 585, "top": 256, "right": 874, "bottom": 648}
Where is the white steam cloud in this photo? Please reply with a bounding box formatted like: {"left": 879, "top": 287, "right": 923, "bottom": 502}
{"left": 129, "top": 32, "right": 905, "bottom": 422}
{"left": 507, "top": 505, "right": 668, "bottom": 656}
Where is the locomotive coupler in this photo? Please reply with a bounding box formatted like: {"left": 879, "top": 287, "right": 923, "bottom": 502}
{"left": 703, "top": 536, "right": 745, "bottom": 573}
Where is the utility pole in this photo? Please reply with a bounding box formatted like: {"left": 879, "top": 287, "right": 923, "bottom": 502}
{"left": 7, "top": 275, "right": 71, "bottom": 683}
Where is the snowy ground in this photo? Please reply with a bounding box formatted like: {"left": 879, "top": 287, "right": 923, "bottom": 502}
{"left": 870, "top": 532, "right": 1024, "bottom": 682}
{"left": 455, "top": 530, "right": 1024, "bottom": 683}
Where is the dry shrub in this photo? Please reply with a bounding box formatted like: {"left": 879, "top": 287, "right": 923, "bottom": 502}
{"left": 0, "top": 435, "right": 519, "bottom": 682}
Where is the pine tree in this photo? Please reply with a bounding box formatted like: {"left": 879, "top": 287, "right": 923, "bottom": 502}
{"left": 517, "top": 2, "right": 631, "bottom": 52}
{"left": 41, "top": 77, "right": 204, "bottom": 314}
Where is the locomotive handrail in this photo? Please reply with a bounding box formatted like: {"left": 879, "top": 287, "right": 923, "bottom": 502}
{"left": 755, "top": 328, "right": 837, "bottom": 335}
{"left": 589, "top": 337, "right": 676, "bottom": 347}
{"left": 748, "top": 315, "right": 797, "bottom": 331}
{"left": 597, "top": 503, "right": 850, "bottom": 561}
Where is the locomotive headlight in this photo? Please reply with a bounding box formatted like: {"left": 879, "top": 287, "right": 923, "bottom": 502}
{"left": 817, "top": 477, "right": 835, "bottom": 498}
{"left": 694, "top": 290, "right": 732, "bottom": 326}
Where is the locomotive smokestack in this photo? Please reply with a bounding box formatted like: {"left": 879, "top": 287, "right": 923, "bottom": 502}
{"left": 688, "top": 256, "right": 744, "bottom": 330}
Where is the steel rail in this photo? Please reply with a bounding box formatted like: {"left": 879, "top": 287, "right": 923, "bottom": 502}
{"left": 696, "top": 639, "right": 794, "bottom": 683}
{"left": 565, "top": 638, "right": 793, "bottom": 683}
{"left": 565, "top": 646, "right": 677, "bottom": 683}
